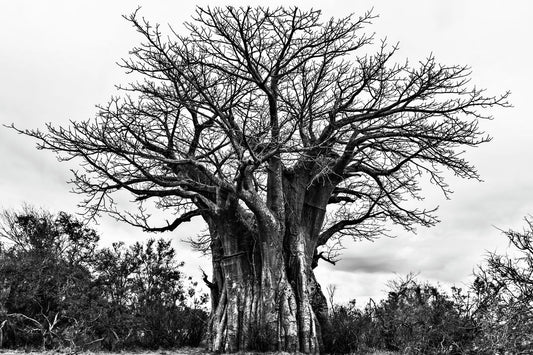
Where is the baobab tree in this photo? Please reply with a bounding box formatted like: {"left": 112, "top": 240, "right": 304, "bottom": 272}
{"left": 13, "top": 7, "right": 508, "bottom": 353}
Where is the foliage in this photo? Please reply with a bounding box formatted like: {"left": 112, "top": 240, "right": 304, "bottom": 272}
{"left": 369, "top": 275, "right": 476, "bottom": 354}
{"left": 0, "top": 207, "right": 98, "bottom": 349}
{"left": 2, "top": 213, "right": 533, "bottom": 354}
{"left": 0, "top": 207, "right": 207, "bottom": 351}
{"left": 464, "top": 218, "right": 533, "bottom": 353}
{"left": 322, "top": 299, "right": 372, "bottom": 353}
{"left": 324, "top": 225, "right": 533, "bottom": 355}
{"left": 324, "top": 275, "right": 477, "bottom": 354}
{"left": 92, "top": 239, "right": 208, "bottom": 349}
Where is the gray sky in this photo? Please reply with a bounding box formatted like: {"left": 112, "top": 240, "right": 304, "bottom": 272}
{"left": 1, "top": 0, "right": 532, "bottom": 305}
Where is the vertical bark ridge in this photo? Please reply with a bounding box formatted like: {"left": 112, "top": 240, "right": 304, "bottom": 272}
{"left": 207, "top": 207, "right": 304, "bottom": 352}
{"left": 281, "top": 168, "right": 333, "bottom": 354}
{"left": 206, "top": 165, "right": 336, "bottom": 353}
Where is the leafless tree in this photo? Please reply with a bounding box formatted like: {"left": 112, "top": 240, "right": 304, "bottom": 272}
{"left": 12, "top": 7, "right": 509, "bottom": 353}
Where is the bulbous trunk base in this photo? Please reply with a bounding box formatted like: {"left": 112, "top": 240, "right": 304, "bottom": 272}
{"left": 208, "top": 270, "right": 321, "bottom": 353}
{"left": 205, "top": 209, "right": 325, "bottom": 353}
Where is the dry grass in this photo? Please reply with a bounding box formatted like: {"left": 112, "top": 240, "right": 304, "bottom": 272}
{"left": 0, "top": 349, "right": 205, "bottom": 355}
{"left": 0, "top": 349, "right": 398, "bottom": 355}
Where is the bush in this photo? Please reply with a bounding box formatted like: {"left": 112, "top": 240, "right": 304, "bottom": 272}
{"left": 0, "top": 207, "right": 98, "bottom": 349}
{"left": 324, "top": 275, "right": 477, "bottom": 354}
{"left": 93, "top": 239, "right": 208, "bottom": 349}
{"left": 372, "top": 275, "right": 476, "bottom": 354}
{"left": 322, "top": 216, "right": 533, "bottom": 355}
{"left": 322, "top": 299, "right": 372, "bottom": 353}
{"left": 465, "top": 218, "right": 533, "bottom": 353}
{"left": 0, "top": 207, "right": 208, "bottom": 350}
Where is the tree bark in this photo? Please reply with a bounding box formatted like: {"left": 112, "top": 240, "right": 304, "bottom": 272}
{"left": 206, "top": 204, "right": 324, "bottom": 353}
{"left": 204, "top": 167, "right": 334, "bottom": 353}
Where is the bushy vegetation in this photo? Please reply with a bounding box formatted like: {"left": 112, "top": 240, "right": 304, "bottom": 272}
{"left": 0, "top": 207, "right": 208, "bottom": 351}
{"left": 465, "top": 218, "right": 533, "bottom": 353}
{"left": 323, "top": 277, "right": 477, "bottom": 354}
{"left": 2, "top": 207, "right": 532, "bottom": 354}
{"left": 323, "top": 219, "right": 533, "bottom": 354}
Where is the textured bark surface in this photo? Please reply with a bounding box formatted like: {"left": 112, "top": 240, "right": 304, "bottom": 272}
{"left": 204, "top": 171, "right": 331, "bottom": 353}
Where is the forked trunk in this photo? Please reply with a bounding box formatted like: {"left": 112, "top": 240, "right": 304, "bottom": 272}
{"left": 206, "top": 209, "right": 324, "bottom": 353}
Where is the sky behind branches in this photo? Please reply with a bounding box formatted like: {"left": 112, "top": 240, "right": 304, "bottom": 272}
{"left": 1, "top": 0, "right": 532, "bottom": 304}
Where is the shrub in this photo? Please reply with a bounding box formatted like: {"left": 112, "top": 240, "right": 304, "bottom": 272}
{"left": 466, "top": 218, "right": 533, "bottom": 353}
{"left": 322, "top": 299, "right": 372, "bottom": 353}
{"left": 324, "top": 275, "right": 477, "bottom": 354}
{"left": 370, "top": 275, "right": 476, "bottom": 354}
{"left": 0, "top": 207, "right": 208, "bottom": 350}
{"left": 0, "top": 207, "right": 98, "bottom": 349}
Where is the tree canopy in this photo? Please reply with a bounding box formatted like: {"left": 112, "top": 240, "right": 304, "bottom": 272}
{"left": 16, "top": 7, "right": 507, "bottom": 249}
{"left": 12, "top": 7, "right": 509, "bottom": 352}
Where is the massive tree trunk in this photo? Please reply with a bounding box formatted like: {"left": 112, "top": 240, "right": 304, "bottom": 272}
{"left": 205, "top": 169, "right": 332, "bottom": 353}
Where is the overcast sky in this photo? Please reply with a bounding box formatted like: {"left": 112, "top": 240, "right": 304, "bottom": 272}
{"left": 1, "top": 0, "right": 532, "bottom": 305}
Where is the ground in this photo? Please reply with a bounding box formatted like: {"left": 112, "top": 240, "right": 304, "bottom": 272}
{"left": 0, "top": 349, "right": 398, "bottom": 355}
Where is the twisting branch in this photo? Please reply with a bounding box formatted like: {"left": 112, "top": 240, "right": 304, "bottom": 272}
{"left": 8, "top": 6, "right": 509, "bottom": 260}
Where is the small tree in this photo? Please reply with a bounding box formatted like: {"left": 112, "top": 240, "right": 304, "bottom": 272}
{"left": 0, "top": 206, "right": 99, "bottom": 265}
{"left": 0, "top": 207, "right": 99, "bottom": 349}
{"left": 12, "top": 6, "right": 509, "bottom": 352}
{"left": 93, "top": 239, "right": 208, "bottom": 349}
